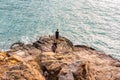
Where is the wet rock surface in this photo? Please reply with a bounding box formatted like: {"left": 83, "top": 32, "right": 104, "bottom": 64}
{"left": 0, "top": 35, "right": 120, "bottom": 80}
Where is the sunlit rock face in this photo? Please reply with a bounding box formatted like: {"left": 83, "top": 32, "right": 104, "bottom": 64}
{"left": 0, "top": 36, "right": 120, "bottom": 80}
{"left": 0, "top": 46, "right": 45, "bottom": 80}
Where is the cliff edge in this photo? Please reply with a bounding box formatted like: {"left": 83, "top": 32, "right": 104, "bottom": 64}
{"left": 0, "top": 36, "right": 120, "bottom": 80}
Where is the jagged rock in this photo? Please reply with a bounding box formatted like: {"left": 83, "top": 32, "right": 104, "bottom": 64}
{"left": 10, "top": 41, "right": 24, "bottom": 49}
{"left": 33, "top": 36, "right": 73, "bottom": 53}
{"left": 59, "top": 72, "right": 74, "bottom": 80}
{"left": 0, "top": 49, "right": 45, "bottom": 80}
{"left": 39, "top": 36, "right": 120, "bottom": 80}
{"left": 0, "top": 35, "right": 120, "bottom": 80}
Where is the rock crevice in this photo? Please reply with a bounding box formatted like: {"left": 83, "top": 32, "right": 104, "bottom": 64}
{"left": 0, "top": 35, "right": 120, "bottom": 80}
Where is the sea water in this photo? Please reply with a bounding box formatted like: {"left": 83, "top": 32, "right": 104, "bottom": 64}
{"left": 0, "top": 0, "right": 120, "bottom": 59}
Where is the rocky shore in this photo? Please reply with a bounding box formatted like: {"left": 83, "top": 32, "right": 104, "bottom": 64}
{"left": 0, "top": 35, "right": 120, "bottom": 80}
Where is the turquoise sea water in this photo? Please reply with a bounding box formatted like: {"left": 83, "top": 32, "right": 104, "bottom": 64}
{"left": 0, "top": 0, "right": 120, "bottom": 59}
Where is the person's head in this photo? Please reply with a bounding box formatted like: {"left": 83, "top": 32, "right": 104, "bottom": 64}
{"left": 57, "top": 29, "right": 59, "bottom": 31}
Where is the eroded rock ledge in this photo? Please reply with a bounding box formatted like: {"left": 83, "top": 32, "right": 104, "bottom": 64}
{"left": 0, "top": 36, "right": 120, "bottom": 80}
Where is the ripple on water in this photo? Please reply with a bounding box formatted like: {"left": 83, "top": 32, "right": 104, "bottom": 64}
{"left": 0, "top": 0, "right": 120, "bottom": 59}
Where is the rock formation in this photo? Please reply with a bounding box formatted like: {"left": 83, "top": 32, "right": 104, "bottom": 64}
{"left": 0, "top": 35, "right": 120, "bottom": 80}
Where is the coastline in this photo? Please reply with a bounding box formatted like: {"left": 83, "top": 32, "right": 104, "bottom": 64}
{"left": 0, "top": 35, "right": 120, "bottom": 80}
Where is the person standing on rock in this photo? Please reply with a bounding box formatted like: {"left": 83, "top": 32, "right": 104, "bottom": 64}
{"left": 55, "top": 29, "right": 59, "bottom": 39}
{"left": 52, "top": 40, "right": 57, "bottom": 53}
